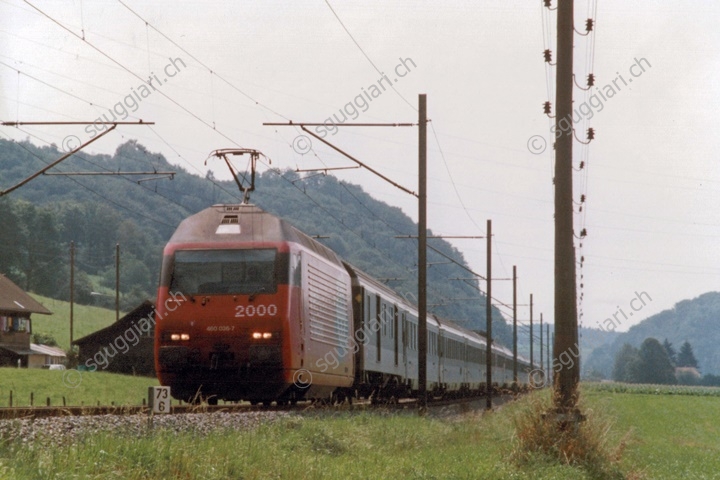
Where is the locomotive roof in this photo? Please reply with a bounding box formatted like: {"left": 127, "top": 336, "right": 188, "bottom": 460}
{"left": 167, "top": 204, "right": 344, "bottom": 266}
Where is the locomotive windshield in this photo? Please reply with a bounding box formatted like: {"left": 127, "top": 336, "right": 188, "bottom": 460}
{"left": 170, "top": 249, "right": 277, "bottom": 295}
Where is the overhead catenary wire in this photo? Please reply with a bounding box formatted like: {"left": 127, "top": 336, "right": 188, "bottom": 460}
{"left": 322, "top": 0, "right": 416, "bottom": 112}
{"left": 22, "top": 0, "right": 247, "bottom": 149}
{"left": 8, "top": 1, "right": 518, "bottom": 329}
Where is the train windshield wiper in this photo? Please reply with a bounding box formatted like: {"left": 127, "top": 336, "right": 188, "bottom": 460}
{"left": 248, "top": 286, "right": 266, "bottom": 301}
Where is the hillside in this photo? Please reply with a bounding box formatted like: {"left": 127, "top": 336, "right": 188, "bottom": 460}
{"left": 585, "top": 291, "right": 720, "bottom": 376}
{"left": 28, "top": 294, "right": 118, "bottom": 351}
{"left": 0, "top": 138, "right": 513, "bottom": 347}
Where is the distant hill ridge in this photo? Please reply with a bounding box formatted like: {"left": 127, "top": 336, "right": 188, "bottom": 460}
{"left": 585, "top": 291, "right": 720, "bottom": 376}
{"left": 0, "top": 138, "right": 514, "bottom": 347}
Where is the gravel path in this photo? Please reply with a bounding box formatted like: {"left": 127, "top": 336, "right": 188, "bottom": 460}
{"left": 0, "top": 410, "right": 296, "bottom": 447}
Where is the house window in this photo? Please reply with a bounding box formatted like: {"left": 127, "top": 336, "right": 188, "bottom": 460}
{"left": 0, "top": 316, "right": 29, "bottom": 333}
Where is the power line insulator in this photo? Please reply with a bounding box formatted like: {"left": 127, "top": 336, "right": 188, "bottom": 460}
{"left": 543, "top": 49, "right": 553, "bottom": 63}
{"left": 543, "top": 101, "right": 553, "bottom": 116}
{"left": 580, "top": 228, "right": 587, "bottom": 238}
{"left": 587, "top": 128, "right": 595, "bottom": 140}
{"left": 544, "top": 0, "right": 552, "bottom": 6}
{"left": 579, "top": 161, "right": 585, "bottom": 170}
{"left": 587, "top": 73, "right": 595, "bottom": 87}
{"left": 580, "top": 194, "right": 586, "bottom": 203}
{"left": 585, "top": 19, "right": 594, "bottom": 33}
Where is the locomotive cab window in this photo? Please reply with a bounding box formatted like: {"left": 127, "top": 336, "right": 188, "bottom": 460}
{"left": 170, "top": 249, "right": 277, "bottom": 295}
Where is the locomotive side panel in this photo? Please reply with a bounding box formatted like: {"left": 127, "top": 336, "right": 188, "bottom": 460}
{"left": 301, "top": 249, "right": 354, "bottom": 394}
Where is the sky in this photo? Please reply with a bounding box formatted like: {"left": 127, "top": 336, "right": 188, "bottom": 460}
{"left": 1, "top": 0, "right": 719, "bottom": 333}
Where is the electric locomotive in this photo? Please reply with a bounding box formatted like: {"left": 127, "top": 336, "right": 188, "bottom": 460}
{"left": 155, "top": 204, "right": 354, "bottom": 405}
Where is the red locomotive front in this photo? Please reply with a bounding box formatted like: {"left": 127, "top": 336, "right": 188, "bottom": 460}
{"left": 155, "top": 204, "right": 354, "bottom": 405}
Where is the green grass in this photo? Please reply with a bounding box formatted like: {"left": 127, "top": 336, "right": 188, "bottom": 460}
{"left": 586, "top": 389, "right": 720, "bottom": 479}
{"left": 2, "top": 388, "right": 718, "bottom": 479}
{"left": 0, "top": 409, "right": 594, "bottom": 480}
{"left": 0, "top": 367, "right": 158, "bottom": 407}
{"left": 27, "top": 294, "right": 121, "bottom": 350}
{"left": 584, "top": 381, "right": 720, "bottom": 397}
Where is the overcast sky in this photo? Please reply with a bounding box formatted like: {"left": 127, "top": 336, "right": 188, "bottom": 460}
{"left": 2, "top": 0, "right": 719, "bottom": 332}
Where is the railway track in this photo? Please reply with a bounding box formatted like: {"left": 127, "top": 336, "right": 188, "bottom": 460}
{"left": 0, "top": 393, "right": 523, "bottom": 419}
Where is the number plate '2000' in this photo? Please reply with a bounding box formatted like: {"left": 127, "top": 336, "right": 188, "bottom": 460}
{"left": 234, "top": 304, "right": 278, "bottom": 318}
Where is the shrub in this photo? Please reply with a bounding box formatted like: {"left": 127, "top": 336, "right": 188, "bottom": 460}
{"left": 511, "top": 390, "right": 629, "bottom": 479}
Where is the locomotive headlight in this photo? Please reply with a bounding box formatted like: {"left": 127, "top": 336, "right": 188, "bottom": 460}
{"left": 169, "top": 333, "right": 190, "bottom": 341}
{"left": 170, "top": 333, "right": 180, "bottom": 341}
{"left": 180, "top": 333, "right": 190, "bottom": 341}
{"left": 252, "top": 332, "right": 273, "bottom": 340}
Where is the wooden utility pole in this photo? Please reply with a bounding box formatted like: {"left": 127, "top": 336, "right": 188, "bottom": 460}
{"left": 418, "top": 94, "right": 428, "bottom": 410}
{"left": 512, "top": 265, "right": 518, "bottom": 384}
{"left": 546, "top": 323, "right": 551, "bottom": 385}
{"left": 554, "top": 0, "right": 580, "bottom": 415}
{"left": 485, "top": 219, "right": 492, "bottom": 410}
{"left": 69, "top": 241, "right": 74, "bottom": 345}
{"left": 529, "top": 293, "right": 534, "bottom": 368}
{"left": 540, "top": 313, "right": 544, "bottom": 376}
{"left": 115, "top": 243, "right": 120, "bottom": 322}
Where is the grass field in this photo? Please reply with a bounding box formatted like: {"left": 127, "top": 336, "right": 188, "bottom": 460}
{"left": 0, "top": 367, "right": 158, "bottom": 407}
{"left": 586, "top": 389, "right": 720, "bottom": 478}
{"left": 1, "top": 386, "right": 718, "bottom": 479}
{"left": 28, "top": 294, "right": 121, "bottom": 350}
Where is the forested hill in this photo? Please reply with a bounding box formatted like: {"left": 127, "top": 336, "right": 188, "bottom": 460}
{"left": 584, "top": 292, "right": 720, "bottom": 376}
{"left": 0, "top": 139, "right": 513, "bottom": 347}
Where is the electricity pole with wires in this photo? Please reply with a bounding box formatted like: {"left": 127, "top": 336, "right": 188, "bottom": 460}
{"left": 553, "top": 0, "right": 582, "bottom": 423}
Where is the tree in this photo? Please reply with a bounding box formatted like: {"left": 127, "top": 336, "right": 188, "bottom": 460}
{"left": 16, "top": 203, "right": 63, "bottom": 295}
{"left": 663, "top": 338, "right": 676, "bottom": 366}
{"left": 612, "top": 343, "right": 639, "bottom": 382}
{"left": 0, "top": 199, "right": 22, "bottom": 280}
{"left": 634, "top": 338, "right": 676, "bottom": 385}
{"left": 676, "top": 340, "right": 699, "bottom": 370}
{"left": 32, "top": 333, "right": 59, "bottom": 347}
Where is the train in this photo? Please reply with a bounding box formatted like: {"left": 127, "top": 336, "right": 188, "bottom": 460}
{"left": 154, "top": 203, "right": 533, "bottom": 405}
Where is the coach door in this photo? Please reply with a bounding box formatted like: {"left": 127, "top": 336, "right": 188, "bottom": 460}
{"left": 375, "top": 296, "right": 381, "bottom": 363}
{"left": 438, "top": 330, "right": 445, "bottom": 387}
{"left": 463, "top": 338, "right": 469, "bottom": 384}
{"left": 393, "top": 305, "right": 399, "bottom": 369}
{"left": 401, "top": 312, "right": 408, "bottom": 380}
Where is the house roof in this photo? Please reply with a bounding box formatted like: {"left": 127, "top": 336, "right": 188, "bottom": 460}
{"left": 30, "top": 343, "right": 66, "bottom": 357}
{"left": 0, "top": 345, "right": 35, "bottom": 355}
{"left": 0, "top": 344, "right": 67, "bottom": 357}
{"left": 72, "top": 300, "right": 155, "bottom": 346}
{"left": 0, "top": 274, "right": 52, "bottom": 315}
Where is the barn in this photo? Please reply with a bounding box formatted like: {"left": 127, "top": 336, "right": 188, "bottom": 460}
{"left": 72, "top": 300, "right": 156, "bottom": 376}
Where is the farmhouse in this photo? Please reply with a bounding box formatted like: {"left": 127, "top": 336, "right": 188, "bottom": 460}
{"left": 0, "top": 274, "right": 64, "bottom": 367}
